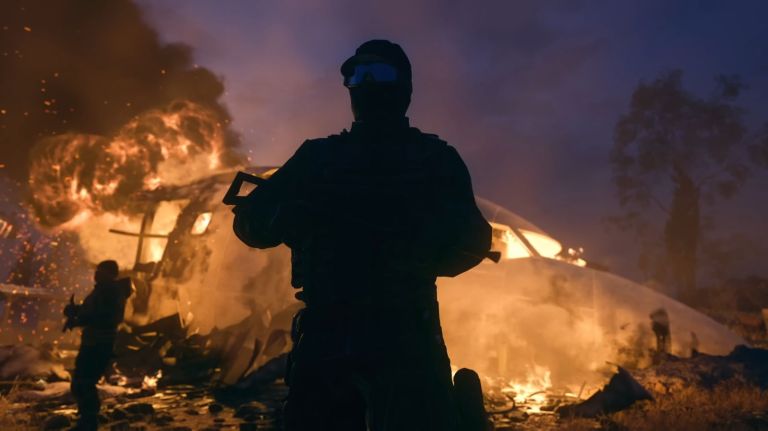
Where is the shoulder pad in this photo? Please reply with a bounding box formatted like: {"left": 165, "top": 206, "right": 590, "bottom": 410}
{"left": 297, "top": 136, "right": 338, "bottom": 154}
{"left": 403, "top": 129, "right": 448, "bottom": 162}
{"left": 300, "top": 133, "right": 347, "bottom": 147}
{"left": 410, "top": 128, "right": 447, "bottom": 146}
{"left": 296, "top": 134, "right": 346, "bottom": 163}
{"left": 327, "top": 130, "right": 350, "bottom": 141}
{"left": 303, "top": 137, "right": 331, "bottom": 146}
{"left": 417, "top": 132, "right": 448, "bottom": 150}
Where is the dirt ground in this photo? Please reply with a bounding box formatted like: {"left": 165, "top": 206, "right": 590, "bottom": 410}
{"left": 0, "top": 382, "right": 287, "bottom": 431}
{"left": 2, "top": 345, "right": 767, "bottom": 431}
{"left": 2, "top": 379, "right": 767, "bottom": 431}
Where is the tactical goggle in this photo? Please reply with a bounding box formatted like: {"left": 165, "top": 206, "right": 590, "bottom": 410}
{"left": 343, "top": 63, "right": 399, "bottom": 87}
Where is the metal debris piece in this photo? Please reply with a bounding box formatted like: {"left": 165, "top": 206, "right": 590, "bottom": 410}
{"left": 556, "top": 367, "right": 653, "bottom": 418}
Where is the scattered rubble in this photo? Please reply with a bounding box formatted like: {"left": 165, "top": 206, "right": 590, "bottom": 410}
{"left": 484, "top": 346, "right": 768, "bottom": 429}
{"left": 2, "top": 312, "right": 765, "bottom": 430}
{"left": 3, "top": 382, "right": 287, "bottom": 430}
{"left": 207, "top": 402, "right": 223, "bottom": 414}
{"left": 1, "top": 348, "right": 767, "bottom": 430}
{"left": 124, "top": 402, "right": 155, "bottom": 417}
{"left": 633, "top": 345, "right": 768, "bottom": 393}
{"left": 556, "top": 367, "right": 653, "bottom": 418}
{"left": 41, "top": 414, "right": 70, "bottom": 430}
{"left": 0, "top": 344, "right": 69, "bottom": 382}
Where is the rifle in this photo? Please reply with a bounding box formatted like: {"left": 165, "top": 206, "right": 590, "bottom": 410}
{"left": 222, "top": 171, "right": 267, "bottom": 206}
{"left": 223, "top": 171, "right": 501, "bottom": 264}
{"left": 62, "top": 294, "right": 77, "bottom": 332}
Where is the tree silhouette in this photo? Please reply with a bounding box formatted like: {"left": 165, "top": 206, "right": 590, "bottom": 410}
{"left": 610, "top": 70, "right": 751, "bottom": 301}
{"left": 750, "top": 123, "right": 768, "bottom": 168}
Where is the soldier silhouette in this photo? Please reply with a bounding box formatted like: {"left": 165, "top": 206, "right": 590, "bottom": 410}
{"left": 650, "top": 307, "right": 671, "bottom": 365}
{"left": 232, "top": 40, "right": 492, "bottom": 430}
{"left": 64, "top": 260, "right": 132, "bottom": 430}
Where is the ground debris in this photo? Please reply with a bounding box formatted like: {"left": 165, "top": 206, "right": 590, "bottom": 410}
{"left": 3, "top": 346, "right": 766, "bottom": 430}
{"left": 207, "top": 402, "right": 223, "bottom": 414}
{"left": 234, "top": 400, "right": 273, "bottom": 421}
{"left": 124, "top": 402, "right": 155, "bottom": 417}
{"left": 11, "top": 380, "right": 141, "bottom": 403}
{"left": 42, "top": 413, "right": 71, "bottom": 430}
{"left": 556, "top": 367, "right": 652, "bottom": 418}
{"left": 0, "top": 344, "right": 70, "bottom": 382}
{"left": 632, "top": 345, "right": 768, "bottom": 394}
{"left": 109, "top": 407, "right": 129, "bottom": 421}
{"left": 2, "top": 381, "right": 288, "bottom": 430}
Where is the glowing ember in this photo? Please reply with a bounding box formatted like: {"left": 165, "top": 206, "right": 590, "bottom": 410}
{"left": 142, "top": 369, "right": 163, "bottom": 390}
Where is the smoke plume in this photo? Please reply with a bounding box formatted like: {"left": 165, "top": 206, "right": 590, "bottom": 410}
{"left": 0, "top": 0, "right": 241, "bottom": 224}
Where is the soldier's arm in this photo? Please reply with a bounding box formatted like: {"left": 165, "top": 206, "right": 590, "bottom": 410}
{"left": 428, "top": 146, "right": 492, "bottom": 277}
{"left": 232, "top": 140, "right": 318, "bottom": 248}
{"left": 71, "top": 281, "right": 132, "bottom": 327}
{"left": 76, "top": 292, "right": 124, "bottom": 327}
{"left": 71, "top": 291, "right": 97, "bottom": 327}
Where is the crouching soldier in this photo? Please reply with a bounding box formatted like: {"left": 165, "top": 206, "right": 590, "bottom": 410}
{"left": 63, "top": 260, "right": 132, "bottom": 430}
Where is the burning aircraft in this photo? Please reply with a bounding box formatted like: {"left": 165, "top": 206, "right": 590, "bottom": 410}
{"left": 17, "top": 165, "right": 748, "bottom": 393}
{"left": 3, "top": 141, "right": 747, "bottom": 403}
{"left": 437, "top": 199, "right": 745, "bottom": 405}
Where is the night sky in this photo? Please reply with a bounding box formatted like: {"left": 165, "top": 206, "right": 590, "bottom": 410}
{"left": 139, "top": 1, "right": 768, "bottom": 281}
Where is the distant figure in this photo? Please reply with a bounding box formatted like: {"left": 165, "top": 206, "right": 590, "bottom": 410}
{"left": 63, "top": 260, "right": 132, "bottom": 431}
{"left": 649, "top": 308, "right": 671, "bottom": 357}
{"left": 232, "top": 40, "right": 492, "bottom": 430}
{"left": 689, "top": 331, "right": 700, "bottom": 357}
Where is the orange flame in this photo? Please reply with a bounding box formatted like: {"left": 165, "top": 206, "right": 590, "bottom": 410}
{"left": 142, "top": 369, "right": 163, "bottom": 390}
{"left": 28, "top": 100, "right": 235, "bottom": 229}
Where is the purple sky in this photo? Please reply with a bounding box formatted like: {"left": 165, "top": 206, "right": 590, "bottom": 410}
{"left": 138, "top": 0, "right": 768, "bottom": 282}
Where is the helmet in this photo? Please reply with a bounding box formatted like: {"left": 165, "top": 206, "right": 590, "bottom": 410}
{"left": 341, "top": 40, "right": 413, "bottom": 121}
{"left": 341, "top": 40, "right": 412, "bottom": 91}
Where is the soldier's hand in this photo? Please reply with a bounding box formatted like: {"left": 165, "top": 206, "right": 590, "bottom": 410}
{"left": 62, "top": 314, "right": 77, "bottom": 332}
{"left": 63, "top": 303, "right": 77, "bottom": 319}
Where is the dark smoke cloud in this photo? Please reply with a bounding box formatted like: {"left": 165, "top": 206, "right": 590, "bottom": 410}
{"left": 143, "top": 0, "right": 768, "bottom": 282}
{"left": 0, "top": 0, "right": 240, "bottom": 181}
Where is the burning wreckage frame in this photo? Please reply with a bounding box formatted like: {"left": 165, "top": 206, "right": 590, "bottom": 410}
{"left": 0, "top": 166, "right": 759, "bottom": 425}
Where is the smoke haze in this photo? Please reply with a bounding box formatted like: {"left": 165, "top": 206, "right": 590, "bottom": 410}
{"left": 140, "top": 0, "right": 768, "bottom": 283}
{"left": 2, "top": 0, "right": 767, "bottom": 282}
{"left": 0, "top": 0, "right": 240, "bottom": 182}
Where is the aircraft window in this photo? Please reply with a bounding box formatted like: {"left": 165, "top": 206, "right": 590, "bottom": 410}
{"left": 478, "top": 197, "right": 584, "bottom": 265}
{"left": 106, "top": 200, "right": 187, "bottom": 268}
{"left": 519, "top": 229, "right": 562, "bottom": 259}
{"left": 145, "top": 200, "right": 186, "bottom": 262}
{"left": 190, "top": 212, "right": 213, "bottom": 236}
{"left": 490, "top": 222, "right": 530, "bottom": 260}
